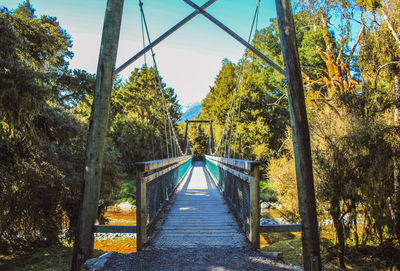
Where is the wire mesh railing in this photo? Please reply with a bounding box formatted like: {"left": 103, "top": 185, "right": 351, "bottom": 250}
{"left": 135, "top": 155, "right": 193, "bottom": 250}
{"left": 204, "top": 154, "right": 260, "bottom": 248}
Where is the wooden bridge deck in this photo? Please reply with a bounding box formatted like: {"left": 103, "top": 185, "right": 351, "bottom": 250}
{"left": 148, "top": 161, "right": 247, "bottom": 248}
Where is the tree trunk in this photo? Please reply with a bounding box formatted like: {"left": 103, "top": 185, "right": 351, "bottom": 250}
{"left": 353, "top": 215, "right": 359, "bottom": 249}
{"left": 394, "top": 74, "right": 400, "bottom": 243}
{"left": 330, "top": 201, "right": 346, "bottom": 269}
{"left": 71, "top": 0, "right": 124, "bottom": 270}
{"left": 381, "top": 8, "right": 400, "bottom": 49}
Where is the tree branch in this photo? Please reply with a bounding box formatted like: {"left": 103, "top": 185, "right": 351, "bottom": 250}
{"left": 348, "top": 22, "right": 365, "bottom": 63}
{"left": 381, "top": 8, "right": 400, "bottom": 49}
{"left": 374, "top": 61, "right": 400, "bottom": 91}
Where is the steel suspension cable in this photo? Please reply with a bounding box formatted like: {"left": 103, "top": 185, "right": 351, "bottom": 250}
{"left": 212, "top": 0, "right": 261, "bottom": 158}
{"left": 139, "top": 0, "right": 183, "bottom": 157}
{"left": 139, "top": 0, "right": 170, "bottom": 158}
{"left": 140, "top": 2, "right": 157, "bottom": 160}
{"left": 233, "top": 0, "right": 260, "bottom": 159}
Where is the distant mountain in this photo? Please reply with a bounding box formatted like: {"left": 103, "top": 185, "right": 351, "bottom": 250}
{"left": 180, "top": 102, "right": 201, "bottom": 122}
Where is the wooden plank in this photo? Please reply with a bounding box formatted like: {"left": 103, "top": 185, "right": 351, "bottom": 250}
{"left": 221, "top": 163, "right": 252, "bottom": 183}
{"left": 186, "top": 120, "right": 212, "bottom": 123}
{"left": 152, "top": 161, "right": 247, "bottom": 248}
{"left": 249, "top": 165, "right": 260, "bottom": 248}
{"left": 94, "top": 225, "right": 136, "bottom": 233}
{"left": 136, "top": 155, "right": 192, "bottom": 172}
{"left": 259, "top": 224, "right": 302, "bottom": 233}
{"left": 205, "top": 160, "right": 250, "bottom": 241}
{"left": 142, "top": 156, "right": 192, "bottom": 184}
{"left": 205, "top": 155, "right": 260, "bottom": 171}
{"left": 146, "top": 161, "right": 193, "bottom": 232}
{"left": 275, "top": 0, "right": 321, "bottom": 270}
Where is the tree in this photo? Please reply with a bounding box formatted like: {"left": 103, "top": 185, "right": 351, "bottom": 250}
{"left": 0, "top": 1, "right": 122, "bottom": 254}
{"left": 188, "top": 124, "right": 209, "bottom": 160}
{"left": 358, "top": 0, "right": 400, "bottom": 242}
{"left": 0, "top": 1, "right": 72, "bottom": 133}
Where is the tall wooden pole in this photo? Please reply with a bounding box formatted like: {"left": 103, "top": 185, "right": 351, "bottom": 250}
{"left": 209, "top": 120, "right": 214, "bottom": 154}
{"left": 394, "top": 75, "right": 400, "bottom": 242}
{"left": 249, "top": 164, "right": 260, "bottom": 249}
{"left": 71, "top": 0, "right": 124, "bottom": 270}
{"left": 275, "top": 0, "right": 321, "bottom": 270}
{"left": 136, "top": 170, "right": 147, "bottom": 251}
{"left": 183, "top": 121, "right": 189, "bottom": 154}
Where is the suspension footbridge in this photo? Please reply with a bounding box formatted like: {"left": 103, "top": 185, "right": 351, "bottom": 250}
{"left": 72, "top": 0, "right": 322, "bottom": 270}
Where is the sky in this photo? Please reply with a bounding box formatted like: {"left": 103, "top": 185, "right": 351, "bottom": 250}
{"left": 2, "top": 0, "right": 279, "bottom": 110}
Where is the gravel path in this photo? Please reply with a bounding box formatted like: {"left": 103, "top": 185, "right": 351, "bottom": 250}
{"left": 97, "top": 246, "right": 300, "bottom": 271}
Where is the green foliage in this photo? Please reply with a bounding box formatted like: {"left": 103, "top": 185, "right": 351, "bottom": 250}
{"left": 261, "top": 238, "right": 303, "bottom": 266}
{"left": 110, "top": 66, "right": 182, "bottom": 164}
{"left": 0, "top": 1, "right": 124, "bottom": 254}
{"left": 117, "top": 179, "right": 136, "bottom": 205}
{"left": 200, "top": 11, "right": 330, "bottom": 174}
{"left": 259, "top": 180, "right": 278, "bottom": 202}
{"left": 188, "top": 124, "right": 209, "bottom": 160}
{"left": 0, "top": 245, "right": 103, "bottom": 271}
{"left": 0, "top": 3, "right": 71, "bottom": 132}
{"left": 267, "top": 3, "right": 400, "bottom": 267}
{"left": 268, "top": 147, "right": 300, "bottom": 223}
{"left": 201, "top": 60, "right": 237, "bottom": 124}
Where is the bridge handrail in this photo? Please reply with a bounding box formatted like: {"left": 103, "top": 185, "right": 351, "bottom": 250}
{"left": 205, "top": 155, "right": 260, "bottom": 183}
{"left": 135, "top": 155, "right": 193, "bottom": 250}
{"left": 138, "top": 155, "right": 192, "bottom": 183}
{"left": 136, "top": 155, "right": 192, "bottom": 172}
{"left": 204, "top": 154, "right": 260, "bottom": 248}
{"left": 205, "top": 155, "right": 260, "bottom": 172}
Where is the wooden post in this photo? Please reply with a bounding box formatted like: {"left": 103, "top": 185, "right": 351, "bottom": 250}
{"left": 209, "top": 120, "right": 214, "bottom": 154}
{"left": 71, "top": 1, "right": 124, "bottom": 270}
{"left": 394, "top": 75, "right": 400, "bottom": 242}
{"left": 274, "top": 0, "right": 321, "bottom": 270}
{"left": 249, "top": 165, "right": 260, "bottom": 248}
{"left": 183, "top": 121, "right": 189, "bottom": 154}
{"left": 136, "top": 170, "right": 147, "bottom": 250}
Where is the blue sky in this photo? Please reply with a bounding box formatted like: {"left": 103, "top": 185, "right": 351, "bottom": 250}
{"left": 2, "top": 0, "right": 279, "bottom": 109}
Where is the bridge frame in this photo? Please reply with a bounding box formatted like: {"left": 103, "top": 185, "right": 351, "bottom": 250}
{"left": 72, "top": 1, "right": 322, "bottom": 270}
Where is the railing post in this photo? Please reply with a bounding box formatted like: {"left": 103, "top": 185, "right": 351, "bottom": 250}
{"left": 249, "top": 164, "right": 260, "bottom": 248}
{"left": 136, "top": 169, "right": 147, "bottom": 251}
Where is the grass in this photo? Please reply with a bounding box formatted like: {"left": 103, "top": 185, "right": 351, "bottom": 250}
{"left": 261, "top": 236, "right": 400, "bottom": 270}
{"left": 0, "top": 246, "right": 104, "bottom": 271}
{"left": 261, "top": 237, "right": 342, "bottom": 269}
{"left": 262, "top": 238, "right": 303, "bottom": 266}
{"left": 0, "top": 211, "right": 137, "bottom": 270}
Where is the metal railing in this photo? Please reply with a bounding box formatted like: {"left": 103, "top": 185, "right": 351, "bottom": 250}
{"left": 136, "top": 155, "right": 193, "bottom": 250}
{"left": 204, "top": 154, "right": 261, "bottom": 248}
